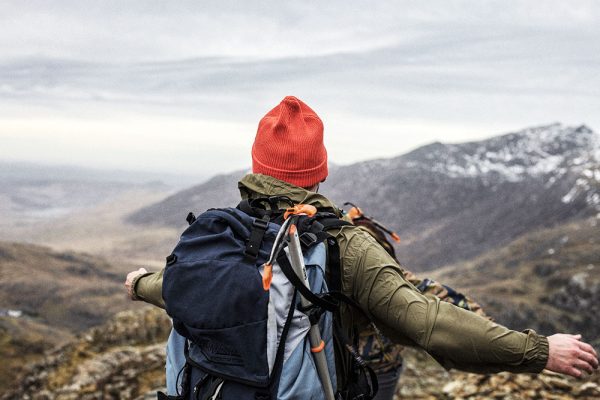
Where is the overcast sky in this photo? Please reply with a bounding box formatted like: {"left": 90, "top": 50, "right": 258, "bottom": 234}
{"left": 1, "top": 1, "right": 599, "bottom": 177}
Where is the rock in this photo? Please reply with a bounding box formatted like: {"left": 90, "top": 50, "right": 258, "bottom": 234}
{"left": 442, "top": 381, "right": 462, "bottom": 394}
{"left": 3, "top": 308, "right": 171, "bottom": 400}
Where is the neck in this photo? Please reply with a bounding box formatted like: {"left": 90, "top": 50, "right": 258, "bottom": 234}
{"left": 303, "top": 183, "right": 320, "bottom": 192}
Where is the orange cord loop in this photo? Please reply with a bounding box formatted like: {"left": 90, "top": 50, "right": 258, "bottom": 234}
{"left": 311, "top": 340, "right": 326, "bottom": 353}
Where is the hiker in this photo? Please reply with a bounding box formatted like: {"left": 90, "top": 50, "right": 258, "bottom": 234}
{"left": 125, "top": 96, "right": 598, "bottom": 398}
{"left": 342, "top": 204, "right": 488, "bottom": 400}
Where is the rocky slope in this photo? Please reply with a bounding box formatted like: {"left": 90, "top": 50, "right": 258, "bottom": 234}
{"left": 398, "top": 347, "right": 600, "bottom": 400}
{"left": 4, "top": 308, "right": 599, "bottom": 400}
{"left": 2, "top": 307, "right": 171, "bottom": 400}
{"left": 127, "top": 123, "right": 600, "bottom": 271}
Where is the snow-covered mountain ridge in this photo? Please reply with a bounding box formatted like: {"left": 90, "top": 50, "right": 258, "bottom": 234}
{"left": 399, "top": 123, "right": 600, "bottom": 211}
{"left": 404, "top": 123, "right": 599, "bottom": 181}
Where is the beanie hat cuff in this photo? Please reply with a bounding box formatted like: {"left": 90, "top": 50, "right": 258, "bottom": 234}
{"left": 252, "top": 153, "right": 328, "bottom": 188}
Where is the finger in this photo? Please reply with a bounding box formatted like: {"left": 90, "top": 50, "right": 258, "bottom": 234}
{"left": 573, "top": 359, "right": 594, "bottom": 375}
{"left": 564, "top": 334, "right": 582, "bottom": 340}
{"left": 566, "top": 367, "right": 583, "bottom": 378}
{"left": 578, "top": 342, "right": 599, "bottom": 362}
{"left": 577, "top": 349, "right": 598, "bottom": 367}
{"left": 579, "top": 343, "right": 598, "bottom": 358}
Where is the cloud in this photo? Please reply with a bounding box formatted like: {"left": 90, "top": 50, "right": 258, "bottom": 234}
{"left": 1, "top": 1, "right": 599, "bottom": 175}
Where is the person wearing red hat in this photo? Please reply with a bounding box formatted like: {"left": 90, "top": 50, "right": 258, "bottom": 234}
{"left": 126, "top": 96, "right": 598, "bottom": 399}
{"left": 252, "top": 96, "right": 328, "bottom": 189}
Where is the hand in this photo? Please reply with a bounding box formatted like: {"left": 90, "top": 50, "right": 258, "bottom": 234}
{"left": 125, "top": 267, "right": 148, "bottom": 300}
{"left": 546, "top": 334, "right": 598, "bottom": 378}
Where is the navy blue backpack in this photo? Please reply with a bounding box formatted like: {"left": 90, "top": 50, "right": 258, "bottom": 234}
{"left": 158, "top": 199, "right": 377, "bottom": 400}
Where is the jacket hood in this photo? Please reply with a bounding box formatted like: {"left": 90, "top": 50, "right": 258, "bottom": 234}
{"left": 238, "top": 173, "right": 341, "bottom": 215}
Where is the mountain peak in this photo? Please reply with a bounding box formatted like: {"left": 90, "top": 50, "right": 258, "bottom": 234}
{"left": 402, "top": 123, "right": 599, "bottom": 183}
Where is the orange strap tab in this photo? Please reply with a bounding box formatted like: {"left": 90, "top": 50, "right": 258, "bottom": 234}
{"left": 262, "top": 263, "right": 273, "bottom": 291}
{"left": 311, "top": 340, "right": 325, "bottom": 353}
{"left": 284, "top": 204, "right": 317, "bottom": 219}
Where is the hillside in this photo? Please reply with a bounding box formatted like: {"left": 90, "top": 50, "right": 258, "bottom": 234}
{"left": 431, "top": 216, "right": 600, "bottom": 347}
{"left": 0, "top": 241, "right": 137, "bottom": 391}
{"left": 127, "top": 123, "right": 600, "bottom": 271}
{"left": 0, "top": 241, "right": 128, "bottom": 331}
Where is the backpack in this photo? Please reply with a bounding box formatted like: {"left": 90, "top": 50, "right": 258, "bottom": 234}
{"left": 158, "top": 198, "right": 377, "bottom": 400}
{"left": 343, "top": 202, "right": 400, "bottom": 261}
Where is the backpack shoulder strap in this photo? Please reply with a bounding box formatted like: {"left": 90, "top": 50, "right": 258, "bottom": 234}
{"left": 314, "top": 212, "right": 353, "bottom": 231}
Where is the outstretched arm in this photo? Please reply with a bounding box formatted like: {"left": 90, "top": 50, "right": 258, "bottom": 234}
{"left": 342, "top": 231, "right": 598, "bottom": 378}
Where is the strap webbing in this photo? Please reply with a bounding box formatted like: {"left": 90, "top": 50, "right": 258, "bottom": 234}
{"left": 316, "top": 216, "right": 352, "bottom": 231}
{"left": 276, "top": 253, "right": 338, "bottom": 313}
{"left": 325, "top": 235, "right": 341, "bottom": 293}
{"left": 245, "top": 216, "right": 269, "bottom": 260}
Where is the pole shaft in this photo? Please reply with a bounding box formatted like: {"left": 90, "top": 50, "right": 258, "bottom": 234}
{"left": 288, "top": 224, "right": 335, "bottom": 400}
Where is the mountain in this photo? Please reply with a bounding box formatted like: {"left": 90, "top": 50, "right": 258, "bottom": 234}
{"left": 126, "top": 169, "right": 246, "bottom": 227}
{"left": 127, "top": 123, "right": 600, "bottom": 270}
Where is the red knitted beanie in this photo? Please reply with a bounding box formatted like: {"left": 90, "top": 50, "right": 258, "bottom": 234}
{"left": 252, "top": 96, "right": 328, "bottom": 188}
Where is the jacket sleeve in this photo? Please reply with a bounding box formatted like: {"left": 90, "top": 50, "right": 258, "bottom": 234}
{"left": 133, "top": 268, "right": 166, "bottom": 309}
{"left": 403, "top": 270, "right": 488, "bottom": 318}
{"left": 338, "top": 228, "right": 548, "bottom": 374}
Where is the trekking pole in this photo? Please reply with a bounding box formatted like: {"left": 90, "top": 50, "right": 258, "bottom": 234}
{"left": 284, "top": 205, "right": 336, "bottom": 400}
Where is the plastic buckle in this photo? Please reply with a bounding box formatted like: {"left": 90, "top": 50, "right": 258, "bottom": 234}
{"left": 299, "top": 232, "right": 317, "bottom": 248}
{"left": 252, "top": 218, "right": 269, "bottom": 230}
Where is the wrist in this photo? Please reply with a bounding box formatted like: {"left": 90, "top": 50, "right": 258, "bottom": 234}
{"left": 129, "top": 272, "right": 151, "bottom": 300}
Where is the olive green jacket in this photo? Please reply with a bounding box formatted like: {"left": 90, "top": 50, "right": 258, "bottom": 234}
{"left": 134, "top": 174, "right": 549, "bottom": 382}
